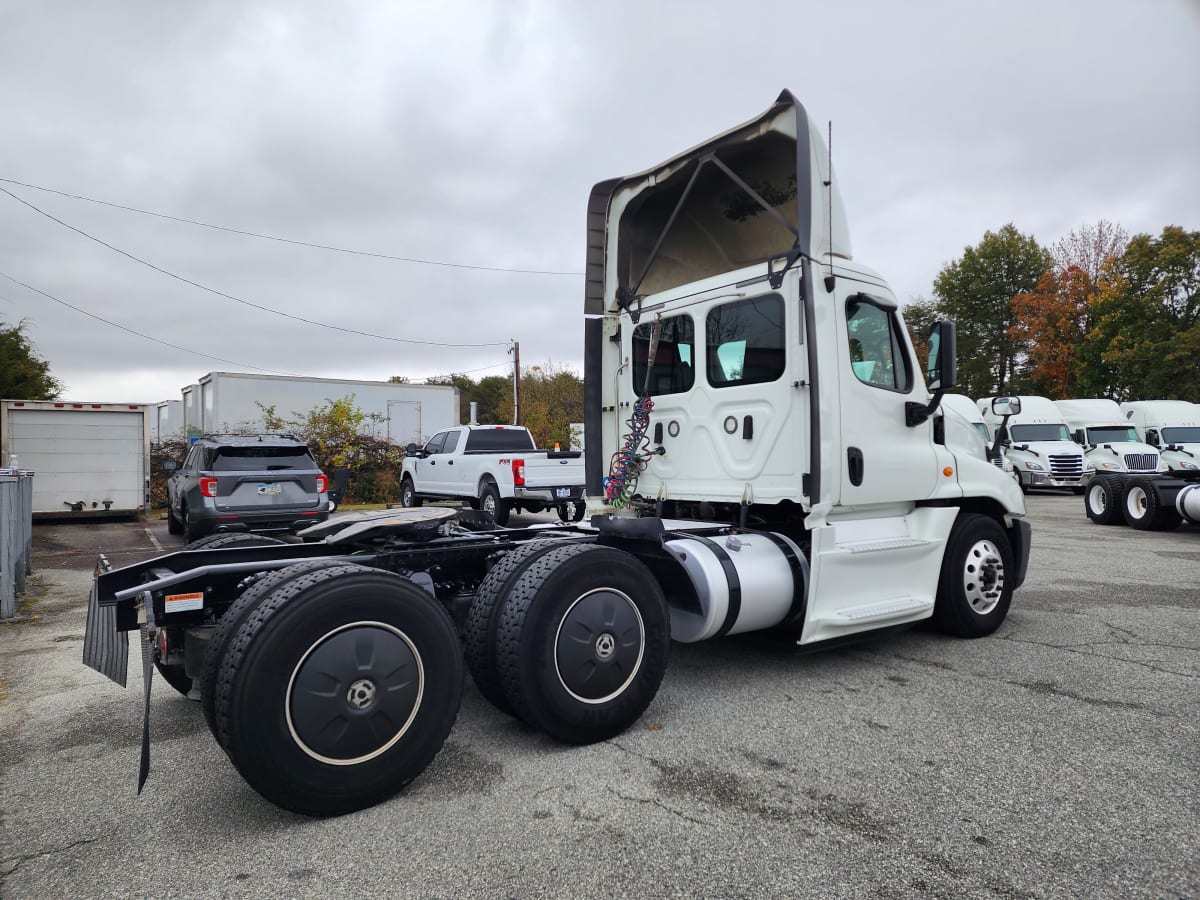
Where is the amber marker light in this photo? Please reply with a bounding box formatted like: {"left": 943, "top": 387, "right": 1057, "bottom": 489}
{"left": 943, "top": 467, "right": 954, "bottom": 477}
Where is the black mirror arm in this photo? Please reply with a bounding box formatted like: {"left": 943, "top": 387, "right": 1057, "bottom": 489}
{"left": 905, "top": 389, "right": 945, "bottom": 428}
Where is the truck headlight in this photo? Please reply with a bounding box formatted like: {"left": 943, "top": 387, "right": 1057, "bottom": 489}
{"left": 1181, "top": 461, "right": 1199, "bottom": 470}
{"left": 1023, "top": 462, "right": 1044, "bottom": 472}
{"left": 1082, "top": 461, "right": 1095, "bottom": 472}
{"left": 1157, "top": 461, "right": 1169, "bottom": 473}
{"left": 1098, "top": 462, "right": 1119, "bottom": 470}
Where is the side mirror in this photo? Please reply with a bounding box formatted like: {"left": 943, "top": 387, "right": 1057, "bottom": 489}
{"left": 1073, "top": 429, "right": 1087, "bottom": 445}
{"left": 925, "top": 321, "right": 958, "bottom": 392}
{"left": 991, "top": 396, "right": 1022, "bottom": 417}
{"left": 405, "top": 442, "right": 420, "bottom": 458}
{"left": 1146, "top": 429, "right": 1159, "bottom": 447}
{"left": 163, "top": 460, "right": 178, "bottom": 472}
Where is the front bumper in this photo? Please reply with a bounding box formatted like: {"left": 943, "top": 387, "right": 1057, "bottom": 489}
{"left": 1024, "top": 472, "right": 1093, "bottom": 489}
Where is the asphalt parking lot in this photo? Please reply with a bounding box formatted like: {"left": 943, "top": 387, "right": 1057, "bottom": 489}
{"left": 2, "top": 496, "right": 1197, "bottom": 898}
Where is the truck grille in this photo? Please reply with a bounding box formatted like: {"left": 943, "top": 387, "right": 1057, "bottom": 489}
{"left": 1048, "top": 455, "right": 1083, "bottom": 477}
{"left": 991, "top": 457, "right": 1005, "bottom": 468}
{"left": 1123, "top": 453, "right": 1158, "bottom": 472}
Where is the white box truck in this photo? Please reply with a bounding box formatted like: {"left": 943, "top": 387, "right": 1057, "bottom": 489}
{"left": 0, "top": 400, "right": 150, "bottom": 518}
{"left": 85, "top": 90, "right": 1031, "bottom": 817}
{"left": 189, "top": 372, "right": 459, "bottom": 446}
{"left": 979, "top": 395, "right": 1092, "bottom": 493}
{"left": 1120, "top": 401, "right": 1200, "bottom": 474}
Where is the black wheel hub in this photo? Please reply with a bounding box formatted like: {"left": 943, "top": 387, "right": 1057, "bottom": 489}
{"left": 555, "top": 589, "right": 644, "bottom": 703}
{"left": 288, "top": 623, "right": 422, "bottom": 763}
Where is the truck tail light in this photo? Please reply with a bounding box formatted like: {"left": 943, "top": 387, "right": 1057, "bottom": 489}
{"left": 199, "top": 477, "right": 218, "bottom": 498}
{"left": 511, "top": 459, "right": 525, "bottom": 486}
{"left": 316, "top": 473, "right": 328, "bottom": 494}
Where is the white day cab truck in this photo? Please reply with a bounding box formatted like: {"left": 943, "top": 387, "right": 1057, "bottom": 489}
{"left": 978, "top": 395, "right": 1092, "bottom": 494}
{"left": 1054, "top": 398, "right": 1200, "bottom": 530}
{"left": 83, "top": 91, "right": 1030, "bottom": 817}
{"left": 1120, "top": 401, "right": 1200, "bottom": 475}
{"left": 0, "top": 399, "right": 151, "bottom": 517}
{"left": 398, "top": 425, "right": 585, "bottom": 524}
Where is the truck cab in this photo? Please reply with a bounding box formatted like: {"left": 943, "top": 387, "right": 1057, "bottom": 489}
{"left": 939, "top": 393, "right": 1013, "bottom": 476}
{"left": 1055, "top": 399, "right": 1166, "bottom": 476}
{"left": 978, "top": 395, "right": 1092, "bottom": 493}
{"left": 1120, "top": 401, "right": 1200, "bottom": 475}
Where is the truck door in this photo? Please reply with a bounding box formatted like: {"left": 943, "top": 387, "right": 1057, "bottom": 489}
{"left": 416, "top": 431, "right": 447, "bottom": 494}
{"left": 836, "top": 291, "right": 938, "bottom": 505}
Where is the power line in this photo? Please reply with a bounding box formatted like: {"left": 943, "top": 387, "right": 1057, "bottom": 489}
{"left": 0, "top": 176, "right": 585, "bottom": 277}
{"left": 0, "top": 186, "right": 511, "bottom": 349}
{"left": 414, "top": 360, "right": 514, "bottom": 383}
{"left": 0, "top": 272, "right": 301, "bottom": 375}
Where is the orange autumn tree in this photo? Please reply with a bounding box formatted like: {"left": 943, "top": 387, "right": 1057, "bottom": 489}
{"left": 1009, "top": 265, "right": 1092, "bottom": 397}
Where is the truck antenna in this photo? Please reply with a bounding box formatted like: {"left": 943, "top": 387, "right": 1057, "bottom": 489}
{"left": 823, "top": 120, "right": 836, "bottom": 293}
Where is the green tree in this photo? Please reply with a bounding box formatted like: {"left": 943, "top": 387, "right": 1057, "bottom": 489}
{"left": 423, "top": 372, "right": 511, "bottom": 425}
{"left": 1078, "top": 226, "right": 1200, "bottom": 401}
{"left": 495, "top": 363, "right": 583, "bottom": 448}
{"left": 902, "top": 297, "right": 940, "bottom": 367}
{"left": 0, "top": 318, "right": 62, "bottom": 399}
{"left": 931, "top": 225, "right": 1051, "bottom": 398}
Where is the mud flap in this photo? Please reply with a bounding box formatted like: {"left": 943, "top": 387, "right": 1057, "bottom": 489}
{"left": 82, "top": 556, "right": 128, "bottom": 687}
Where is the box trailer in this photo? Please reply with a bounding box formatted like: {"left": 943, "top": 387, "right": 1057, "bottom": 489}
{"left": 0, "top": 400, "right": 150, "bottom": 518}
{"left": 153, "top": 400, "right": 183, "bottom": 442}
{"left": 188, "top": 372, "right": 460, "bottom": 445}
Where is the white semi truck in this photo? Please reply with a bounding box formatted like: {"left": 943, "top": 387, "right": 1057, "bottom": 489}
{"left": 0, "top": 399, "right": 151, "bottom": 518}
{"left": 1120, "top": 401, "right": 1200, "bottom": 475}
{"left": 83, "top": 91, "right": 1030, "bottom": 817}
{"left": 939, "top": 393, "right": 1013, "bottom": 475}
{"left": 1055, "top": 398, "right": 1165, "bottom": 476}
{"left": 979, "top": 395, "right": 1092, "bottom": 493}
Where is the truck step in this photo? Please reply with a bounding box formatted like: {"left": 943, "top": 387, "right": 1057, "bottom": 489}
{"left": 839, "top": 537, "right": 930, "bottom": 554}
{"left": 832, "top": 595, "right": 933, "bottom": 623}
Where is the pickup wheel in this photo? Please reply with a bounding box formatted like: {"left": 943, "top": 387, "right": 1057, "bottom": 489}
{"left": 400, "top": 477, "right": 422, "bottom": 508}
{"left": 932, "top": 514, "right": 1014, "bottom": 638}
{"left": 1085, "top": 475, "right": 1125, "bottom": 526}
{"left": 557, "top": 501, "right": 586, "bottom": 523}
{"left": 480, "top": 483, "right": 511, "bottom": 526}
{"left": 215, "top": 565, "right": 463, "bottom": 817}
{"left": 463, "top": 535, "right": 574, "bottom": 714}
{"left": 494, "top": 543, "right": 669, "bottom": 744}
{"left": 1122, "top": 477, "right": 1181, "bottom": 531}
{"left": 201, "top": 559, "right": 344, "bottom": 742}
{"left": 166, "top": 502, "right": 183, "bottom": 535}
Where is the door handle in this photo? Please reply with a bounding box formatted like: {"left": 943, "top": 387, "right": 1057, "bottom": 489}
{"left": 847, "top": 447, "right": 864, "bottom": 486}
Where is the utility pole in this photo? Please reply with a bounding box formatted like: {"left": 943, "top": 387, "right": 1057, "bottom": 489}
{"left": 510, "top": 340, "right": 521, "bottom": 425}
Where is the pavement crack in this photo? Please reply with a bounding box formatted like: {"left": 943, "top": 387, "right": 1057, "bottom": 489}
{"left": 1, "top": 834, "right": 104, "bottom": 878}
{"left": 997, "top": 634, "right": 1199, "bottom": 679}
{"left": 609, "top": 788, "right": 713, "bottom": 827}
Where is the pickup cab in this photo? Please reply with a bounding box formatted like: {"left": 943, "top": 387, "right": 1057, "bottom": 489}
{"left": 400, "top": 425, "right": 585, "bottom": 525}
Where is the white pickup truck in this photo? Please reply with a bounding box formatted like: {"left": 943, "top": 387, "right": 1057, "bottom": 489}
{"left": 399, "top": 425, "right": 585, "bottom": 525}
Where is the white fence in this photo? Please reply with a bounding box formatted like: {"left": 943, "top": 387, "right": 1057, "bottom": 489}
{"left": 1, "top": 470, "right": 34, "bottom": 618}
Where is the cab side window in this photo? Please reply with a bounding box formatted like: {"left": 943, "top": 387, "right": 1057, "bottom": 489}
{"left": 424, "top": 433, "right": 447, "bottom": 455}
{"left": 442, "top": 431, "right": 460, "bottom": 453}
{"left": 846, "top": 296, "right": 912, "bottom": 392}
{"left": 706, "top": 295, "right": 785, "bottom": 387}
{"left": 633, "top": 315, "right": 695, "bottom": 396}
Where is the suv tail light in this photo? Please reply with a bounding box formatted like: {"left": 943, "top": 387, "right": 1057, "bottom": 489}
{"left": 316, "top": 473, "right": 328, "bottom": 494}
{"left": 511, "top": 459, "right": 525, "bottom": 486}
{"left": 199, "top": 477, "right": 218, "bottom": 498}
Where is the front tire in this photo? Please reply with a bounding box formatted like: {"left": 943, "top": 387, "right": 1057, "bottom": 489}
{"left": 167, "top": 503, "right": 183, "bottom": 535}
{"left": 214, "top": 565, "right": 463, "bottom": 817}
{"left": 1085, "top": 475, "right": 1125, "bottom": 526}
{"left": 932, "top": 514, "right": 1014, "bottom": 638}
{"left": 493, "top": 543, "right": 669, "bottom": 744}
{"left": 400, "top": 478, "right": 422, "bottom": 508}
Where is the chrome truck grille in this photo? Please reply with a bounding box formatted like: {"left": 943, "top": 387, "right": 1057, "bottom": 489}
{"left": 1123, "top": 453, "right": 1158, "bottom": 472}
{"left": 1049, "top": 455, "right": 1083, "bottom": 477}
{"left": 991, "top": 457, "right": 1005, "bottom": 468}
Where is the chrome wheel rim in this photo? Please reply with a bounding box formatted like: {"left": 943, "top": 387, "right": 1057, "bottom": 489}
{"left": 962, "top": 539, "right": 1004, "bottom": 615}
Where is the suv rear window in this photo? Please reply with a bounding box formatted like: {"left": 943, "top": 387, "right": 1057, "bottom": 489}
{"left": 212, "top": 447, "right": 315, "bottom": 471}
{"left": 464, "top": 429, "right": 535, "bottom": 452}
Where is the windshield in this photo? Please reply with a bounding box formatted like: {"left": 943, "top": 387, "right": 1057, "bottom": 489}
{"left": 1087, "top": 426, "right": 1139, "bottom": 444}
{"left": 1010, "top": 423, "right": 1071, "bottom": 442}
{"left": 1162, "top": 426, "right": 1200, "bottom": 443}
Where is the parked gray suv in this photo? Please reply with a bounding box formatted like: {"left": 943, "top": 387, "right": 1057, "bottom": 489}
{"left": 166, "top": 434, "right": 329, "bottom": 543}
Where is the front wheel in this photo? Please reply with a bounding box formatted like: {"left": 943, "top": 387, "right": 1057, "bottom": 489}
{"left": 400, "top": 478, "right": 422, "bottom": 508}
{"left": 214, "top": 565, "right": 463, "bottom": 816}
{"left": 932, "top": 514, "right": 1014, "bottom": 638}
{"left": 493, "top": 543, "right": 669, "bottom": 743}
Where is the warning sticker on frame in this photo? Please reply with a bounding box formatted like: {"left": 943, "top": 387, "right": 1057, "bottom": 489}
{"left": 165, "top": 592, "right": 204, "bottom": 613}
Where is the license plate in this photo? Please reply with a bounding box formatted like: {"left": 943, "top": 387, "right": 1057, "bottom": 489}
{"left": 257, "top": 483, "right": 282, "bottom": 496}
{"left": 556, "top": 488, "right": 572, "bottom": 498}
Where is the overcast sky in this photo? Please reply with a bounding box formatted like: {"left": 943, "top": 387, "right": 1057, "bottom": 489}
{"left": 1, "top": 1, "right": 1197, "bottom": 404}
